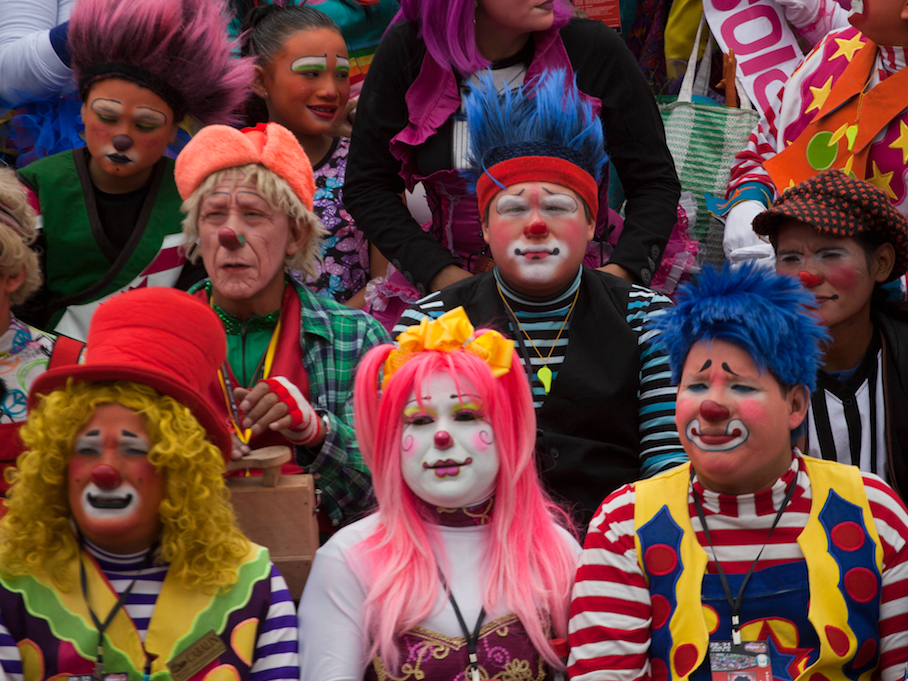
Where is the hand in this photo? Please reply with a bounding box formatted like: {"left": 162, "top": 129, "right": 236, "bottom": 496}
{"left": 231, "top": 433, "right": 250, "bottom": 460}
{"left": 328, "top": 96, "right": 357, "bottom": 138}
{"left": 723, "top": 199, "right": 772, "bottom": 261}
{"left": 429, "top": 265, "right": 472, "bottom": 292}
{"left": 236, "top": 377, "right": 326, "bottom": 447}
{"left": 235, "top": 382, "right": 294, "bottom": 436}
{"left": 598, "top": 262, "right": 635, "bottom": 282}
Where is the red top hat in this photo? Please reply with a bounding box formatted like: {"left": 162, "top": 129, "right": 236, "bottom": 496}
{"left": 29, "top": 288, "right": 231, "bottom": 457}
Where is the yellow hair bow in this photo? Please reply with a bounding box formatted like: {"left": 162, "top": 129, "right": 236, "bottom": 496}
{"left": 383, "top": 307, "right": 514, "bottom": 388}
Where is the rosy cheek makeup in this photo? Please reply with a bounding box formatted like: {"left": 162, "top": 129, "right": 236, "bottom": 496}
{"left": 825, "top": 264, "right": 859, "bottom": 292}
{"left": 401, "top": 434, "right": 416, "bottom": 457}
{"left": 472, "top": 430, "right": 493, "bottom": 452}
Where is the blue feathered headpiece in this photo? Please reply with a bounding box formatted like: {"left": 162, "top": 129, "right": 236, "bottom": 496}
{"left": 462, "top": 68, "right": 608, "bottom": 194}
{"left": 652, "top": 263, "right": 829, "bottom": 392}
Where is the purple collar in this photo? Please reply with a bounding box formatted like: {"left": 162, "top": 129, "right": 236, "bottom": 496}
{"left": 417, "top": 497, "right": 495, "bottom": 527}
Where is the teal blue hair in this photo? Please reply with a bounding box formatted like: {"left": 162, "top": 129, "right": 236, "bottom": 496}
{"left": 652, "top": 263, "right": 829, "bottom": 392}
{"left": 462, "top": 68, "right": 608, "bottom": 193}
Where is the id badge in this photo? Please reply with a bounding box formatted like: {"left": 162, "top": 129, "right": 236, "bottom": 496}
{"left": 69, "top": 675, "right": 128, "bottom": 681}
{"left": 708, "top": 640, "right": 772, "bottom": 681}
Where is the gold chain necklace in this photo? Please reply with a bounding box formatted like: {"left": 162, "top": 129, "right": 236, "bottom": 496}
{"left": 496, "top": 282, "right": 580, "bottom": 395}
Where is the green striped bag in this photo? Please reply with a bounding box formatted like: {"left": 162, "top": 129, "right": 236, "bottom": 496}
{"left": 659, "top": 16, "right": 758, "bottom": 265}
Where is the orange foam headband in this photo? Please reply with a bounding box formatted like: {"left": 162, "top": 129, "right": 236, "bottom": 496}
{"left": 174, "top": 122, "right": 315, "bottom": 210}
{"left": 476, "top": 156, "right": 599, "bottom": 220}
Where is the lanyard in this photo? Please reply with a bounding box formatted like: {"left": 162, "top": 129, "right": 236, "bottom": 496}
{"left": 215, "top": 311, "right": 282, "bottom": 445}
{"left": 691, "top": 471, "right": 797, "bottom": 645}
{"left": 78, "top": 537, "right": 159, "bottom": 680}
{"left": 440, "top": 574, "right": 486, "bottom": 681}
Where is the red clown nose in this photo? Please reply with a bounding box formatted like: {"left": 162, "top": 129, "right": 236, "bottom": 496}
{"left": 434, "top": 431, "right": 453, "bottom": 449}
{"left": 798, "top": 271, "right": 824, "bottom": 288}
{"left": 91, "top": 464, "right": 122, "bottom": 490}
{"left": 700, "top": 400, "right": 730, "bottom": 421}
{"left": 524, "top": 221, "right": 547, "bottom": 237}
{"left": 218, "top": 228, "right": 245, "bottom": 249}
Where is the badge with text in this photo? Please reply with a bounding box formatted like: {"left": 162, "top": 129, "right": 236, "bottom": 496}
{"left": 708, "top": 640, "right": 772, "bottom": 681}
{"left": 69, "top": 675, "right": 128, "bottom": 681}
{"left": 167, "top": 630, "right": 226, "bottom": 681}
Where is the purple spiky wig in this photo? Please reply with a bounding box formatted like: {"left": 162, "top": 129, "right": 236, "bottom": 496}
{"left": 69, "top": 0, "right": 254, "bottom": 125}
{"left": 651, "top": 263, "right": 829, "bottom": 392}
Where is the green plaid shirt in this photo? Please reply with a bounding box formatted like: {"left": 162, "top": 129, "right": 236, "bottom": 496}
{"left": 193, "top": 278, "right": 390, "bottom": 525}
{"left": 292, "top": 281, "right": 390, "bottom": 524}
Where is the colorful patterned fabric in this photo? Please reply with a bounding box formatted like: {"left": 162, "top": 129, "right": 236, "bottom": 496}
{"left": 753, "top": 168, "right": 908, "bottom": 279}
{"left": 568, "top": 452, "right": 908, "bottom": 681}
{"left": 0, "top": 543, "right": 299, "bottom": 681}
{"left": 728, "top": 28, "right": 908, "bottom": 217}
{"left": 0, "top": 317, "right": 55, "bottom": 425}
{"left": 305, "top": 137, "right": 369, "bottom": 304}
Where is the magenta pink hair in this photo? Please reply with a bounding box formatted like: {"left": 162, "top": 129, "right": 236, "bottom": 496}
{"left": 353, "top": 339, "right": 578, "bottom": 671}
{"left": 68, "top": 0, "right": 254, "bottom": 125}
{"left": 394, "top": 0, "right": 573, "bottom": 74}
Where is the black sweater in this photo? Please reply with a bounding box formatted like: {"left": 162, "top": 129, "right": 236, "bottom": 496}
{"left": 346, "top": 18, "right": 681, "bottom": 290}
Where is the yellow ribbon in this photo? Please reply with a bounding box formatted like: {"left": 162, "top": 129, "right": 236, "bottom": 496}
{"left": 383, "top": 307, "right": 514, "bottom": 388}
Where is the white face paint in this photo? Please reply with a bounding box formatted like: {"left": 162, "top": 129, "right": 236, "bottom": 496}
{"left": 685, "top": 418, "right": 750, "bottom": 452}
{"left": 482, "top": 182, "right": 594, "bottom": 297}
{"left": 79, "top": 480, "right": 141, "bottom": 519}
{"left": 400, "top": 372, "right": 499, "bottom": 508}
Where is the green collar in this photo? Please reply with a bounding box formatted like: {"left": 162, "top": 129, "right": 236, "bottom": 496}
{"left": 205, "top": 282, "right": 281, "bottom": 335}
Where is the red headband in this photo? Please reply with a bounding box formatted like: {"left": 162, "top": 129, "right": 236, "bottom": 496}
{"left": 476, "top": 156, "right": 599, "bottom": 219}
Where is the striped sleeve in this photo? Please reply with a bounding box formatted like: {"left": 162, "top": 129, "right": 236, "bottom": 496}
{"left": 392, "top": 292, "right": 446, "bottom": 337}
{"left": 0, "top": 604, "right": 22, "bottom": 681}
{"left": 628, "top": 285, "right": 686, "bottom": 476}
{"left": 568, "top": 484, "right": 651, "bottom": 681}
{"left": 863, "top": 474, "right": 908, "bottom": 681}
{"left": 727, "top": 30, "right": 839, "bottom": 196}
{"left": 249, "top": 565, "right": 299, "bottom": 681}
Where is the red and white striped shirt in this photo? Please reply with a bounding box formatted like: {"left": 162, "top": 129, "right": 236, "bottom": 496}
{"left": 568, "top": 453, "right": 908, "bottom": 681}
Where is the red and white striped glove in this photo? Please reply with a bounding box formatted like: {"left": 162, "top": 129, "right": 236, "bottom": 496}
{"left": 261, "top": 377, "right": 326, "bottom": 446}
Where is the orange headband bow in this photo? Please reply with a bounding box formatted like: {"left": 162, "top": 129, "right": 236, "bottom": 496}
{"left": 383, "top": 307, "right": 514, "bottom": 388}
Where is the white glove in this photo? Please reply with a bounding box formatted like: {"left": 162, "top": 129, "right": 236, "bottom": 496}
{"left": 723, "top": 199, "right": 775, "bottom": 266}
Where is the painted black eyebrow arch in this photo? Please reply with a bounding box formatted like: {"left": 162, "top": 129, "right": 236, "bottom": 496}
{"left": 721, "top": 362, "right": 738, "bottom": 376}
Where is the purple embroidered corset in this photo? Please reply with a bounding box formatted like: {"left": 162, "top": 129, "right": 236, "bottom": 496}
{"left": 365, "top": 614, "right": 550, "bottom": 681}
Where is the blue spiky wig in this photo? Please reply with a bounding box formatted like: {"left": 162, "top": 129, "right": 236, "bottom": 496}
{"left": 462, "top": 68, "right": 609, "bottom": 219}
{"left": 652, "top": 264, "right": 829, "bottom": 392}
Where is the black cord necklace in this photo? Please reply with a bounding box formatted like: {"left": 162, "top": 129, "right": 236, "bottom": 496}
{"left": 78, "top": 536, "right": 159, "bottom": 681}
{"left": 440, "top": 572, "right": 485, "bottom": 681}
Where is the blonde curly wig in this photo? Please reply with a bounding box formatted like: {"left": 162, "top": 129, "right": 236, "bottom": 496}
{"left": 0, "top": 381, "right": 251, "bottom": 593}
{"left": 0, "top": 167, "right": 42, "bottom": 305}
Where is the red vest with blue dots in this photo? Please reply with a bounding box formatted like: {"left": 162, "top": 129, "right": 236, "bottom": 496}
{"left": 634, "top": 458, "right": 883, "bottom": 681}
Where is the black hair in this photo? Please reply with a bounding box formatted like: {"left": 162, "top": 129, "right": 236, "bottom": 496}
{"left": 239, "top": 4, "right": 342, "bottom": 126}
{"left": 241, "top": 4, "right": 342, "bottom": 64}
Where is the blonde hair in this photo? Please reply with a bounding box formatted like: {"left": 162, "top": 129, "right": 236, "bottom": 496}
{"left": 180, "top": 163, "right": 327, "bottom": 279}
{"left": 0, "top": 168, "right": 42, "bottom": 305}
{"left": 0, "top": 381, "right": 251, "bottom": 592}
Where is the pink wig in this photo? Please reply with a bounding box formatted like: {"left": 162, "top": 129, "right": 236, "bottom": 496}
{"left": 395, "top": 0, "right": 573, "bottom": 74}
{"left": 68, "top": 0, "right": 254, "bottom": 125}
{"left": 353, "top": 340, "right": 578, "bottom": 671}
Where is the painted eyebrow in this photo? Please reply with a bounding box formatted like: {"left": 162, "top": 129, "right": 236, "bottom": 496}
{"left": 721, "top": 362, "right": 739, "bottom": 376}
{"left": 84, "top": 429, "right": 101, "bottom": 436}
{"left": 698, "top": 359, "right": 712, "bottom": 372}
{"left": 90, "top": 99, "right": 123, "bottom": 113}
{"left": 121, "top": 430, "right": 139, "bottom": 438}
{"left": 291, "top": 55, "right": 328, "bottom": 70}
{"left": 134, "top": 107, "right": 168, "bottom": 123}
